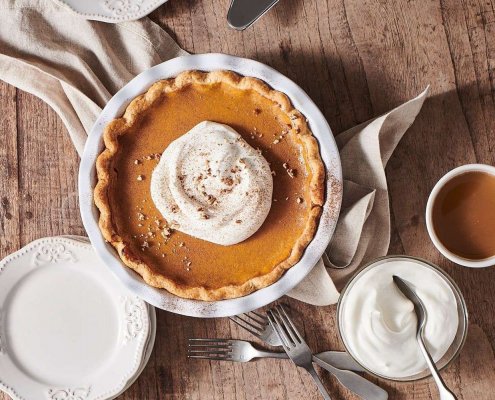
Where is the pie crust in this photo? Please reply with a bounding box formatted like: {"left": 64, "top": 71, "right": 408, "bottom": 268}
{"left": 94, "top": 70, "right": 325, "bottom": 301}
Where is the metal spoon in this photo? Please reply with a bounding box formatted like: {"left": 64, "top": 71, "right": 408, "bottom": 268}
{"left": 393, "top": 276, "right": 457, "bottom": 400}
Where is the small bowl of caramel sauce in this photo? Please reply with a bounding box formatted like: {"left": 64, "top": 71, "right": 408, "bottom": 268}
{"left": 426, "top": 164, "right": 495, "bottom": 267}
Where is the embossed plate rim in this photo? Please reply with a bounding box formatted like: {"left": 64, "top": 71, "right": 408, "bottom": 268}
{"left": 0, "top": 237, "right": 151, "bottom": 400}
{"left": 79, "top": 53, "right": 343, "bottom": 317}
{"left": 50, "top": 0, "right": 169, "bottom": 23}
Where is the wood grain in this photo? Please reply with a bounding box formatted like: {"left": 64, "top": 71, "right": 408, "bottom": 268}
{"left": 1, "top": 0, "right": 495, "bottom": 398}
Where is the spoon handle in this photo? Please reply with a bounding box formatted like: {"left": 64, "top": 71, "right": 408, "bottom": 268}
{"left": 417, "top": 335, "right": 458, "bottom": 400}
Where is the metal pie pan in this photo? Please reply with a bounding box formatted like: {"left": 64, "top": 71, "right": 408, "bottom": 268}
{"left": 79, "top": 53, "right": 342, "bottom": 317}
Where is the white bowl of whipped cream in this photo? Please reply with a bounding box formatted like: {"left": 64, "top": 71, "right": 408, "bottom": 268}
{"left": 337, "top": 256, "right": 468, "bottom": 381}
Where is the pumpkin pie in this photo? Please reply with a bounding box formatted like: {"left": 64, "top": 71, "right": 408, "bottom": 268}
{"left": 95, "top": 70, "right": 325, "bottom": 301}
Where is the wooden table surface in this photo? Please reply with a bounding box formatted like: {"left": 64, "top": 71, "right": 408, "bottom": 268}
{"left": 1, "top": 0, "right": 495, "bottom": 398}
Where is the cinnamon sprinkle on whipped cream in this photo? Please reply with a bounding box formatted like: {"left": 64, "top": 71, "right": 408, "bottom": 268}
{"left": 151, "top": 121, "right": 273, "bottom": 246}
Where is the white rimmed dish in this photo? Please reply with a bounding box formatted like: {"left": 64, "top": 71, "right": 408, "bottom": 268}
{"left": 426, "top": 164, "right": 495, "bottom": 268}
{"left": 78, "top": 53, "right": 343, "bottom": 318}
{"left": 0, "top": 237, "right": 151, "bottom": 400}
{"left": 50, "top": 0, "right": 169, "bottom": 23}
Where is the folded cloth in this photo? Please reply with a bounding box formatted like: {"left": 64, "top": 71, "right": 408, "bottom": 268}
{"left": 0, "top": 0, "right": 186, "bottom": 154}
{"left": 287, "top": 87, "right": 429, "bottom": 305}
{"left": 0, "top": 0, "right": 429, "bottom": 305}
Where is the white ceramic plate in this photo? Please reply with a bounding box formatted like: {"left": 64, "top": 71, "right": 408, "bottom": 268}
{"left": 51, "top": 0, "right": 168, "bottom": 23}
{"left": 79, "top": 53, "right": 343, "bottom": 318}
{"left": 0, "top": 237, "right": 151, "bottom": 400}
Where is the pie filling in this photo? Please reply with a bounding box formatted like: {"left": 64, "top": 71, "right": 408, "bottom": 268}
{"left": 95, "top": 71, "right": 325, "bottom": 300}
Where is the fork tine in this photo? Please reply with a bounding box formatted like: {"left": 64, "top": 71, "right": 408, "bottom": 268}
{"left": 267, "top": 309, "right": 291, "bottom": 351}
{"left": 188, "top": 338, "right": 232, "bottom": 343}
{"left": 250, "top": 310, "right": 269, "bottom": 321}
{"left": 243, "top": 312, "right": 267, "bottom": 326}
{"left": 187, "top": 355, "right": 233, "bottom": 361}
{"left": 274, "top": 306, "right": 299, "bottom": 345}
{"left": 235, "top": 315, "right": 264, "bottom": 332}
{"left": 188, "top": 344, "right": 232, "bottom": 349}
{"left": 187, "top": 349, "right": 231, "bottom": 354}
{"left": 277, "top": 305, "right": 303, "bottom": 342}
{"left": 228, "top": 317, "right": 262, "bottom": 338}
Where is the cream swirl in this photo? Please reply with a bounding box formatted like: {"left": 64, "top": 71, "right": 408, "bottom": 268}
{"left": 151, "top": 121, "right": 273, "bottom": 246}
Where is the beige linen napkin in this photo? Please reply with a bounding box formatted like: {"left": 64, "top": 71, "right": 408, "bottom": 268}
{"left": 0, "top": 0, "right": 186, "bottom": 155}
{"left": 287, "top": 87, "right": 429, "bottom": 305}
{"left": 0, "top": 0, "right": 429, "bottom": 305}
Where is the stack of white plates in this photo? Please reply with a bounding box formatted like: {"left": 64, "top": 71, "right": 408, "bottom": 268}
{"left": 0, "top": 237, "right": 156, "bottom": 400}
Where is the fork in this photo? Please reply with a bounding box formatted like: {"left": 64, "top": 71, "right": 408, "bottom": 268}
{"left": 268, "top": 305, "right": 331, "bottom": 399}
{"left": 229, "top": 311, "right": 364, "bottom": 372}
{"left": 188, "top": 338, "right": 288, "bottom": 361}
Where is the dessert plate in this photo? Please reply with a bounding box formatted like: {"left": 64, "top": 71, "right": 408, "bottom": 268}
{"left": 50, "top": 0, "right": 169, "bottom": 23}
{"left": 79, "top": 53, "right": 343, "bottom": 317}
{"left": 0, "top": 237, "right": 151, "bottom": 400}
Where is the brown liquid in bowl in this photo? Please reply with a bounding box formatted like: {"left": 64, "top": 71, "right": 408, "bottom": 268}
{"left": 432, "top": 171, "right": 495, "bottom": 260}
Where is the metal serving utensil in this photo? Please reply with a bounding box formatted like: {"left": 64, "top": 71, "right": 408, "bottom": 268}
{"left": 267, "top": 305, "right": 331, "bottom": 399}
{"left": 227, "top": 0, "right": 280, "bottom": 30}
{"left": 393, "top": 276, "right": 457, "bottom": 400}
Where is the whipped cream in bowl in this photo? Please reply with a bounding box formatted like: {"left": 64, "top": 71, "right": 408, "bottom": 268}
{"left": 151, "top": 121, "right": 273, "bottom": 246}
{"left": 337, "top": 256, "right": 468, "bottom": 381}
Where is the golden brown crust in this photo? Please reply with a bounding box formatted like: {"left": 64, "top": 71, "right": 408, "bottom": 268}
{"left": 94, "top": 70, "right": 326, "bottom": 301}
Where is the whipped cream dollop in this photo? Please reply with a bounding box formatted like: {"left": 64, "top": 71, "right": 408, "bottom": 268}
{"left": 342, "top": 260, "right": 458, "bottom": 378}
{"left": 151, "top": 121, "right": 273, "bottom": 246}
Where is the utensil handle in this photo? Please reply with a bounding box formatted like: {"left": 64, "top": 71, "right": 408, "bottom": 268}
{"left": 307, "top": 366, "right": 332, "bottom": 400}
{"left": 313, "top": 356, "right": 388, "bottom": 400}
{"left": 417, "top": 337, "right": 457, "bottom": 400}
{"left": 314, "top": 352, "right": 365, "bottom": 372}
{"left": 255, "top": 350, "right": 289, "bottom": 359}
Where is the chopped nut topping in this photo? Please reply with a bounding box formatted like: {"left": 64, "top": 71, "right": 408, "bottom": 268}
{"left": 186, "top": 262, "right": 192, "bottom": 267}
{"left": 171, "top": 205, "right": 179, "bottom": 213}
{"left": 271, "top": 170, "right": 276, "bottom": 176}
{"left": 290, "top": 114, "right": 298, "bottom": 120}
{"left": 236, "top": 220, "right": 242, "bottom": 224}
{"left": 201, "top": 213, "right": 210, "bottom": 220}
{"left": 137, "top": 213, "right": 145, "bottom": 221}
{"left": 282, "top": 163, "right": 288, "bottom": 169}
{"left": 137, "top": 175, "right": 144, "bottom": 181}
{"left": 273, "top": 139, "right": 280, "bottom": 144}
{"left": 141, "top": 241, "right": 149, "bottom": 249}
{"left": 239, "top": 158, "right": 245, "bottom": 165}
{"left": 287, "top": 168, "right": 295, "bottom": 178}
{"left": 296, "top": 197, "right": 303, "bottom": 204}
{"left": 207, "top": 195, "right": 216, "bottom": 205}
{"left": 179, "top": 242, "right": 185, "bottom": 247}
{"left": 134, "top": 159, "right": 140, "bottom": 165}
